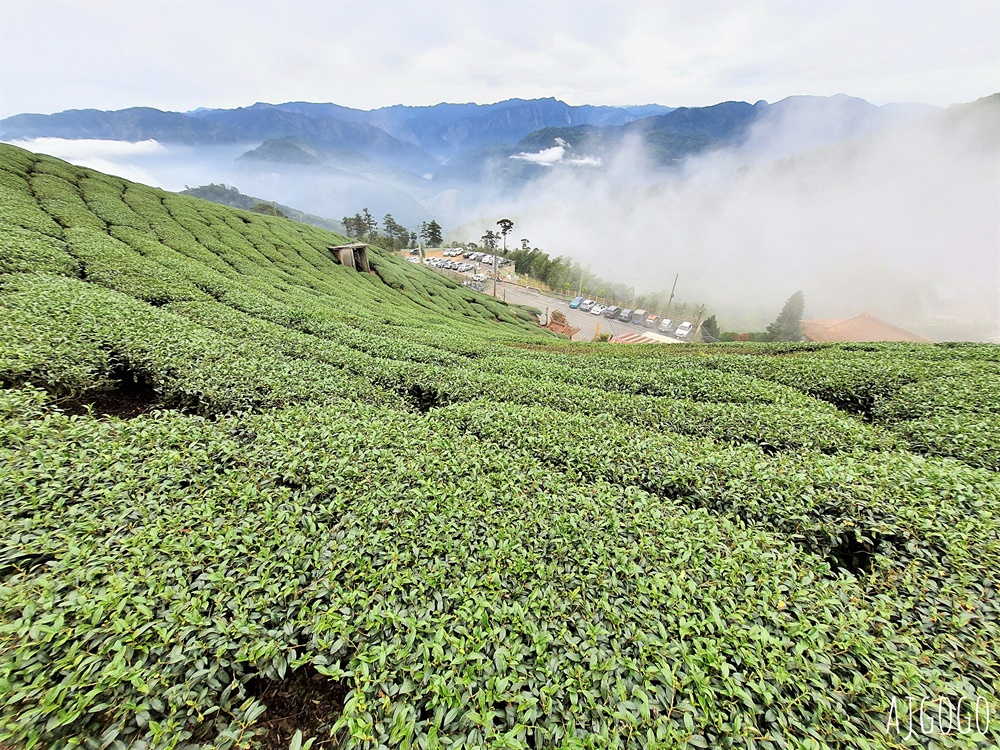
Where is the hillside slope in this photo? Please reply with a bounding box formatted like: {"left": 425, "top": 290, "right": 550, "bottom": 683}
{"left": 179, "top": 183, "right": 347, "bottom": 234}
{"left": 1, "top": 143, "right": 998, "bottom": 749}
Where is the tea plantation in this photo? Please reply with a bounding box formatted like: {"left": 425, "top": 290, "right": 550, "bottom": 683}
{"left": 0, "top": 142, "right": 997, "bottom": 749}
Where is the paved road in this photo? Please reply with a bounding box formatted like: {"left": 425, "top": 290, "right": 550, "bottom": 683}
{"left": 420, "top": 260, "right": 685, "bottom": 342}
{"left": 492, "top": 283, "right": 656, "bottom": 342}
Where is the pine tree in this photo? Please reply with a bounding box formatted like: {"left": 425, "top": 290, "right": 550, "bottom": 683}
{"left": 361, "top": 209, "right": 377, "bottom": 239}
{"left": 766, "top": 291, "right": 805, "bottom": 342}
{"left": 342, "top": 213, "right": 366, "bottom": 239}
{"left": 421, "top": 220, "right": 443, "bottom": 247}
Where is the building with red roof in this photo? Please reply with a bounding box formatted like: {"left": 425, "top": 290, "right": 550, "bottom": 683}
{"left": 800, "top": 312, "right": 932, "bottom": 343}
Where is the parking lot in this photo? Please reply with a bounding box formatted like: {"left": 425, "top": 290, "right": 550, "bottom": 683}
{"left": 410, "top": 250, "right": 691, "bottom": 343}
{"left": 494, "top": 284, "right": 688, "bottom": 343}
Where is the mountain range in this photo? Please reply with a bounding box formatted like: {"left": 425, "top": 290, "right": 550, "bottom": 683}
{"left": 0, "top": 95, "right": 953, "bottom": 226}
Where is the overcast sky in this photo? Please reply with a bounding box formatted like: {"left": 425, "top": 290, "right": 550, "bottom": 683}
{"left": 0, "top": 0, "right": 997, "bottom": 118}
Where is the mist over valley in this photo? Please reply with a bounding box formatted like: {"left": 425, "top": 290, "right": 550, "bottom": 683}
{"left": 4, "top": 93, "right": 997, "bottom": 340}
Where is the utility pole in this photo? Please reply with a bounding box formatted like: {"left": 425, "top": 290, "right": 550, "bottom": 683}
{"left": 665, "top": 273, "right": 679, "bottom": 317}
{"left": 692, "top": 304, "right": 707, "bottom": 338}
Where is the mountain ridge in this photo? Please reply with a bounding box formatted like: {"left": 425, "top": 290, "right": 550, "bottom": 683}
{"left": 0, "top": 98, "right": 674, "bottom": 156}
{"left": 3, "top": 94, "right": 982, "bottom": 233}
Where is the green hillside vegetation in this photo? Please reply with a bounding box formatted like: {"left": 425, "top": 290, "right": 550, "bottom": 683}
{"left": 179, "top": 183, "right": 346, "bottom": 234}
{"left": 0, "top": 142, "right": 998, "bottom": 749}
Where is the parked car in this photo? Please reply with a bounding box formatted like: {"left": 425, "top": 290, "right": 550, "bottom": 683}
{"left": 674, "top": 321, "right": 693, "bottom": 339}
{"left": 569, "top": 296, "right": 585, "bottom": 309}
{"left": 472, "top": 273, "right": 487, "bottom": 282}
{"left": 580, "top": 299, "right": 595, "bottom": 312}
{"left": 658, "top": 318, "right": 674, "bottom": 333}
{"left": 603, "top": 306, "right": 620, "bottom": 319}
{"left": 644, "top": 314, "right": 660, "bottom": 328}
{"left": 618, "top": 308, "right": 633, "bottom": 322}
{"left": 631, "top": 308, "right": 648, "bottom": 325}
{"left": 591, "top": 304, "right": 607, "bottom": 316}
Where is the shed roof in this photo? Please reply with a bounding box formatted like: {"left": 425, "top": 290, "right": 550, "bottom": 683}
{"left": 801, "top": 312, "right": 931, "bottom": 343}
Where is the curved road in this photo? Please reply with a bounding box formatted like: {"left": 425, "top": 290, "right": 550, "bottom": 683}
{"left": 493, "top": 282, "right": 677, "bottom": 342}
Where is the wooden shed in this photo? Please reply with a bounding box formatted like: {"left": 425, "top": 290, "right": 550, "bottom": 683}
{"left": 328, "top": 243, "right": 371, "bottom": 272}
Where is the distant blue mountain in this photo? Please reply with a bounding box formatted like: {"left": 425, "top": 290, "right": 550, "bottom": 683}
{"left": 0, "top": 98, "right": 673, "bottom": 159}
{"left": 0, "top": 107, "right": 232, "bottom": 144}
{"left": 184, "top": 98, "right": 674, "bottom": 158}
{"left": 0, "top": 94, "right": 956, "bottom": 228}
{"left": 506, "top": 95, "right": 940, "bottom": 166}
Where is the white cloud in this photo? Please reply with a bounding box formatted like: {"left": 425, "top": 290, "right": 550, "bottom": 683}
{"left": 0, "top": 1, "right": 995, "bottom": 118}
{"left": 564, "top": 155, "right": 602, "bottom": 167}
{"left": 510, "top": 146, "right": 566, "bottom": 166}
{"left": 4, "top": 137, "right": 248, "bottom": 192}
{"left": 477, "top": 103, "right": 1000, "bottom": 339}
{"left": 6, "top": 138, "right": 165, "bottom": 184}
{"left": 510, "top": 139, "right": 603, "bottom": 168}
{"left": 9, "top": 137, "right": 164, "bottom": 158}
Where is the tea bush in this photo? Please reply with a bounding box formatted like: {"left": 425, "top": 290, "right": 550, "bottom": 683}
{"left": 1, "top": 143, "right": 997, "bottom": 749}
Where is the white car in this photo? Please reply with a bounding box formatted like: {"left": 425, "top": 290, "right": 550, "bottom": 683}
{"left": 674, "top": 321, "right": 693, "bottom": 339}
{"left": 579, "top": 299, "right": 595, "bottom": 312}
{"left": 590, "top": 304, "right": 606, "bottom": 316}
{"left": 471, "top": 273, "right": 487, "bottom": 282}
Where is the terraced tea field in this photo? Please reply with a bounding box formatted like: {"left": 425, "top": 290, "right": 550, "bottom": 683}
{"left": 0, "top": 142, "right": 997, "bottom": 749}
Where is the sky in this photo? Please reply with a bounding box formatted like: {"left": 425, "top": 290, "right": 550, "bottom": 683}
{"left": 1, "top": 0, "right": 997, "bottom": 119}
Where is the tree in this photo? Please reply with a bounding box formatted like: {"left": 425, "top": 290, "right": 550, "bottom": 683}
{"left": 342, "top": 213, "right": 366, "bottom": 239}
{"left": 481, "top": 230, "right": 498, "bottom": 251}
{"left": 362, "top": 208, "right": 377, "bottom": 239}
{"left": 701, "top": 315, "right": 720, "bottom": 341}
{"left": 428, "top": 221, "right": 443, "bottom": 247}
{"left": 496, "top": 218, "right": 514, "bottom": 255}
{"left": 250, "top": 202, "right": 286, "bottom": 218}
{"left": 520, "top": 238, "right": 530, "bottom": 250}
{"left": 420, "top": 220, "right": 443, "bottom": 247}
{"left": 381, "top": 214, "right": 410, "bottom": 250}
{"left": 766, "top": 291, "right": 805, "bottom": 342}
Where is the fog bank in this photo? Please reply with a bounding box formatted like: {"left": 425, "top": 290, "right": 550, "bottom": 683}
{"left": 482, "top": 99, "right": 999, "bottom": 339}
